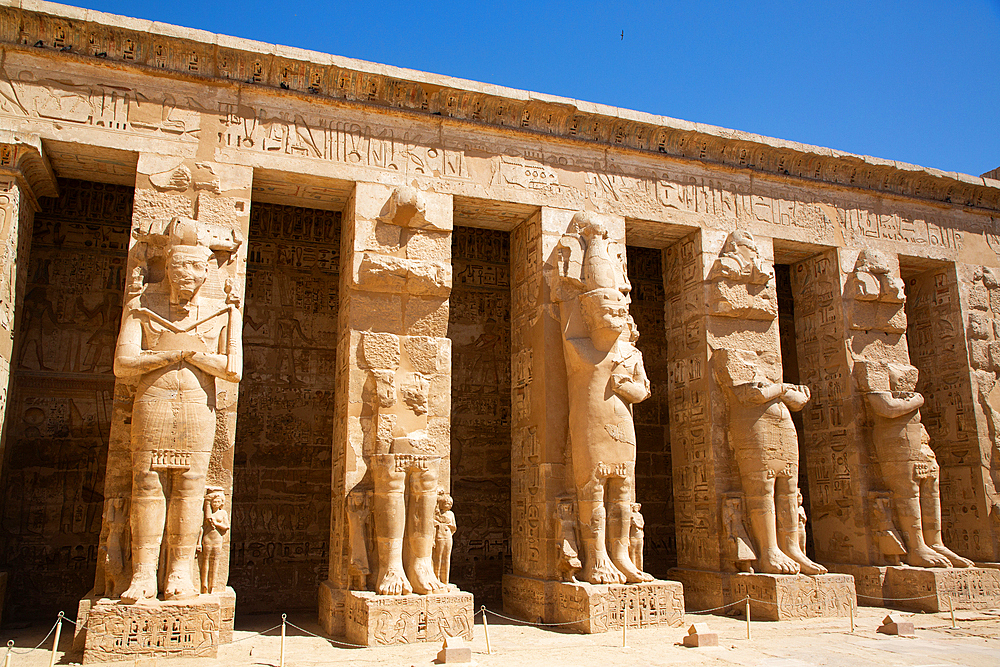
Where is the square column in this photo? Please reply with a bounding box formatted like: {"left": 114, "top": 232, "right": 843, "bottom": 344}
{"left": 502, "top": 208, "right": 683, "bottom": 631}
{"left": 668, "top": 229, "right": 853, "bottom": 618}
{"left": 319, "top": 183, "right": 472, "bottom": 646}
{"left": 76, "top": 155, "right": 253, "bottom": 662}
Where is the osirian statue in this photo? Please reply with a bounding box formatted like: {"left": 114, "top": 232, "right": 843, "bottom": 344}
{"left": 113, "top": 217, "right": 242, "bottom": 602}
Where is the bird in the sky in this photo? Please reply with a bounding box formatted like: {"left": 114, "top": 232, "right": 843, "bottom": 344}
{"left": 621, "top": 30, "right": 624, "bottom": 40}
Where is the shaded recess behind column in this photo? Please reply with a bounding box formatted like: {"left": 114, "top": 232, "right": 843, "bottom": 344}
{"left": 627, "top": 246, "right": 677, "bottom": 575}
{"left": 231, "top": 202, "right": 340, "bottom": 613}
{"left": 448, "top": 226, "right": 511, "bottom": 608}
{"left": 0, "top": 179, "right": 132, "bottom": 619}
{"left": 775, "top": 263, "right": 814, "bottom": 560}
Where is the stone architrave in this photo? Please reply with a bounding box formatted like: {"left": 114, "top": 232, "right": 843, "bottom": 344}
{"left": 668, "top": 230, "right": 852, "bottom": 618}
{"left": 318, "top": 183, "right": 473, "bottom": 646}
{"left": 503, "top": 208, "right": 684, "bottom": 631}
{"left": 75, "top": 156, "right": 252, "bottom": 661}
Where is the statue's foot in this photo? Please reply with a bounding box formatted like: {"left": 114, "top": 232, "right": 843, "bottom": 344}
{"left": 120, "top": 568, "right": 158, "bottom": 604}
{"left": 164, "top": 571, "right": 198, "bottom": 600}
{"left": 757, "top": 548, "right": 800, "bottom": 575}
{"left": 407, "top": 557, "right": 446, "bottom": 594}
{"left": 611, "top": 554, "right": 653, "bottom": 583}
{"left": 582, "top": 555, "right": 626, "bottom": 584}
{"left": 906, "top": 545, "right": 951, "bottom": 568}
{"left": 377, "top": 566, "right": 413, "bottom": 596}
{"left": 930, "top": 544, "right": 974, "bottom": 568}
{"left": 786, "top": 547, "right": 828, "bottom": 575}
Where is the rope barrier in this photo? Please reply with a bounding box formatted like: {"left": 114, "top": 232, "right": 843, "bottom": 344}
{"left": 6, "top": 619, "right": 60, "bottom": 654}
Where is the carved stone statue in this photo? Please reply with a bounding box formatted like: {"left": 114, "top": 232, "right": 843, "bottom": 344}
{"left": 796, "top": 491, "right": 808, "bottom": 556}
{"left": 96, "top": 497, "right": 130, "bottom": 598}
{"left": 629, "top": 502, "right": 645, "bottom": 573}
{"left": 847, "top": 250, "right": 906, "bottom": 334}
{"left": 548, "top": 212, "right": 652, "bottom": 584}
{"left": 714, "top": 348, "right": 827, "bottom": 575}
{"left": 556, "top": 498, "right": 582, "bottom": 582}
{"left": 721, "top": 494, "right": 756, "bottom": 573}
{"left": 361, "top": 331, "right": 445, "bottom": 596}
{"left": 708, "top": 230, "right": 777, "bottom": 320}
{"left": 870, "top": 493, "right": 906, "bottom": 566}
{"left": 857, "top": 360, "right": 974, "bottom": 568}
{"left": 432, "top": 491, "right": 456, "bottom": 587}
{"left": 198, "top": 488, "right": 230, "bottom": 594}
{"left": 346, "top": 489, "right": 371, "bottom": 590}
{"left": 113, "top": 217, "right": 242, "bottom": 602}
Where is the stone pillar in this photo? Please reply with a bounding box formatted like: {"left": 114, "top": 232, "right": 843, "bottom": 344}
{"left": 792, "top": 249, "right": 1000, "bottom": 612}
{"left": 76, "top": 155, "right": 253, "bottom": 662}
{"left": 502, "top": 208, "right": 683, "bottom": 633}
{"left": 903, "top": 263, "right": 991, "bottom": 562}
{"left": 789, "top": 248, "right": 874, "bottom": 566}
{"left": 668, "top": 230, "right": 854, "bottom": 620}
{"left": 319, "top": 183, "right": 473, "bottom": 646}
{"left": 952, "top": 262, "right": 1000, "bottom": 562}
{"left": 0, "top": 138, "right": 57, "bottom": 629}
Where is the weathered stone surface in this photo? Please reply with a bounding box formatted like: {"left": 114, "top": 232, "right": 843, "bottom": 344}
{"left": 670, "top": 569, "right": 855, "bottom": 621}
{"left": 503, "top": 576, "right": 683, "bottom": 633}
{"left": 329, "top": 588, "right": 473, "bottom": 646}
{"left": 833, "top": 564, "right": 1000, "bottom": 612}
{"left": 82, "top": 596, "right": 221, "bottom": 663}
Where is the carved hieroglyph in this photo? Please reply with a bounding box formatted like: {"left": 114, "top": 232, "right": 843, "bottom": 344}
{"left": 113, "top": 216, "right": 243, "bottom": 602}
{"left": 547, "top": 211, "right": 652, "bottom": 584}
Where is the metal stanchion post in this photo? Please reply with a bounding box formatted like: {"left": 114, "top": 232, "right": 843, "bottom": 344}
{"left": 745, "top": 597, "right": 751, "bottom": 640}
{"left": 5, "top": 640, "right": 13, "bottom": 667}
{"left": 481, "top": 606, "right": 491, "bottom": 655}
{"left": 850, "top": 602, "right": 855, "bottom": 633}
{"left": 949, "top": 594, "right": 956, "bottom": 629}
{"left": 279, "top": 614, "right": 286, "bottom": 667}
{"left": 48, "top": 612, "right": 64, "bottom": 667}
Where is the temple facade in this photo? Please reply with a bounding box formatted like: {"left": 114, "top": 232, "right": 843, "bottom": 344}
{"left": 0, "top": 0, "right": 998, "bottom": 658}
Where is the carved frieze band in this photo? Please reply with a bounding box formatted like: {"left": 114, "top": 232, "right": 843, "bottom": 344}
{"left": 0, "top": 4, "right": 996, "bottom": 211}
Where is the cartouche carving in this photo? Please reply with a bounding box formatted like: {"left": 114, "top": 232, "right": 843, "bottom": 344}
{"left": 856, "top": 360, "right": 974, "bottom": 568}
{"left": 547, "top": 211, "right": 652, "bottom": 584}
{"left": 714, "top": 348, "right": 826, "bottom": 575}
{"left": 114, "top": 216, "right": 242, "bottom": 603}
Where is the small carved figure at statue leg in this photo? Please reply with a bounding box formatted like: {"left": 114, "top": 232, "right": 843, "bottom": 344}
{"left": 606, "top": 478, "right": 651, "bottom": 582}
{"left": 744, "top": 474, "right": 799, "bottom": 575}
{"left": 432, "top": 491, "right": 456, "bottom": 588}
{"left": 775, "top": 475, "right": 826, "bottom": 574}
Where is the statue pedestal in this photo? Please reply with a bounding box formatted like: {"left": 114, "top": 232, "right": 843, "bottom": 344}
{"left": 78, "top": 595, "right": 221, "bottom": 664}
{"left": 669, "top": 569, "right": 855, "bottom": 621}
{"left": 502, "top": 575, "right": 684, "bottom": 633}
{"left": 319, "top": 582, "right": 473, "bottom": 646}
{"left": 828, "top": 564, "right": 1000, "bottom": 612}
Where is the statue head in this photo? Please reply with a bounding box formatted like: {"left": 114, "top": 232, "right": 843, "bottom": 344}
{"left": 888, "top": 363, "right": 918, "bottom": 392}
{"left": 580, "top": 287, "right": 629, "bottom": 338}
{"left": 164, "top": 218, "right": 213, "bottom": 305}
{"left": 437, "top": 491, "right": 453, "bottom": 512}
{"left": 854, "top": 249, "right": 891, "bottom": 275}
{"left": 721, "top": 230, "right": 760, "bottom": 264}
{"left": 206, "top": 489, "right": 225, "bottom": 512}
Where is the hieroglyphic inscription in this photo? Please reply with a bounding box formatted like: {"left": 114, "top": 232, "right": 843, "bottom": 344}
{"left": 230, "top": 202, "right": 340, "bottom": 612}
{"left": 0, "top": 179, "right": 131, "bottom": 620}
{"left": 83, "top": 598, "right": 220, "bottom": 662}
{"left": 448, "top": 227, "right": 511, "bottom": 607}
{"left": 904, "top": 266, "right": 986, "bottom": 561}
{"left": 663, "top": 233, "right": 715, "bottom": 570}
{"left": 790, "top": 250, "right": 869, "bottom": 565}
{"left": 551, "top": 581, "right": 684, "bottom": 633}
{"left": 626, "top": 246, "right": 675, "bottom": 575}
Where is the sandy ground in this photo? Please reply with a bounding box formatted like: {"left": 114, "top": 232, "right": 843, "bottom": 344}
{"left": 2, "top": 605, "right": 999, "bottom": 667}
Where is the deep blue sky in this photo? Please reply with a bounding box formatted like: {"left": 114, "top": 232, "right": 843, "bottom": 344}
{"left": 66, "top": 1, "right": 999, "bottom": 177}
